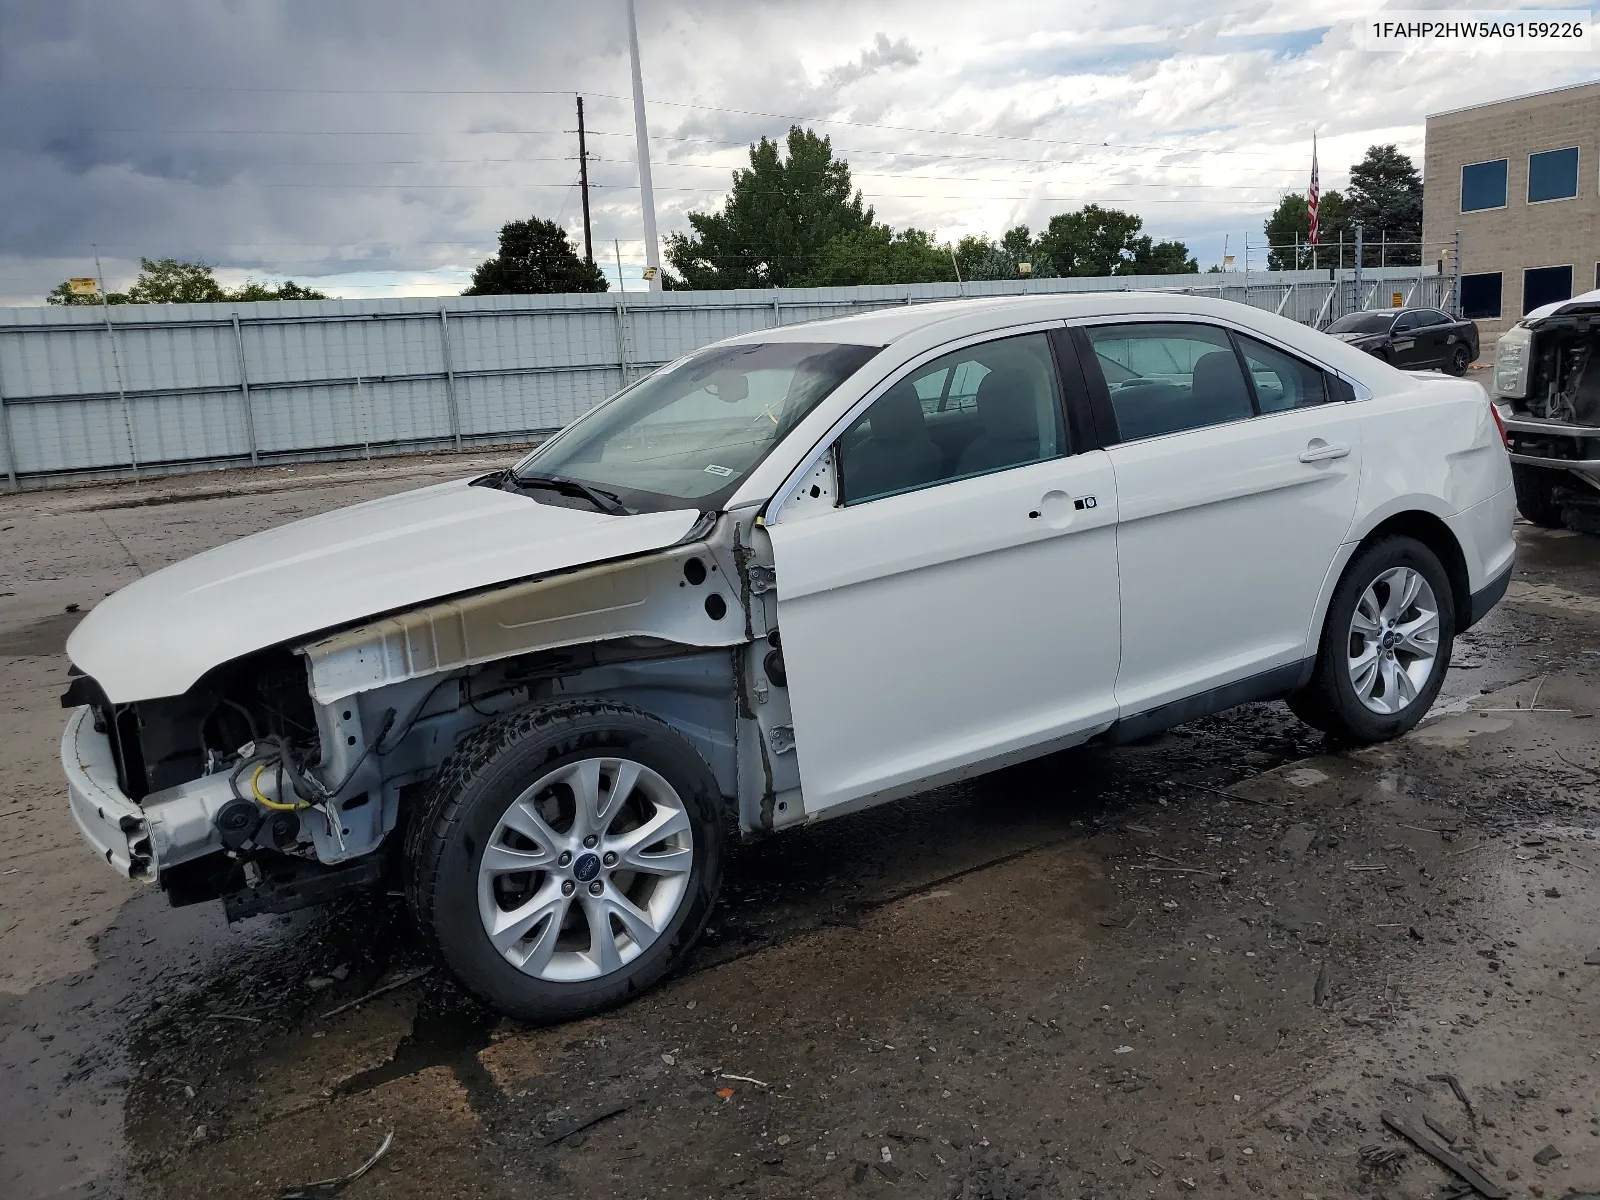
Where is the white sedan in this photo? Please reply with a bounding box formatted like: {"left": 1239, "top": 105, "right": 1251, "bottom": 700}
{"left": 61, "top": 293, "right": 1515, "bottom": 1021}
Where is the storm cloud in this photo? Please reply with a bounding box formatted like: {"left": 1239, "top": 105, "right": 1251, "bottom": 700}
{"left": 1, "top": 0, "right": 1594, "bottom": 303}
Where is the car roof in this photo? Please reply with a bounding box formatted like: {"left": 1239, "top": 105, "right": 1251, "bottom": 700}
{"left": 714, "top": 291, "right": 1346, "bottom": 347}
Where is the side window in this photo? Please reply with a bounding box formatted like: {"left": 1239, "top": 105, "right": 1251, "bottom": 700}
{"left": 1420, "top": 310, "right": 1453, "bottom": 327}
{"left": 1083, "top": 323, "right": 1253, "bottom": 442}
{"left": 838, "top": 332, "right": 1066, "bottom": 505}
{"left": 1234, "top": 334, "right": 1328, "bottom": 412}
{"left": 1392, "top": 312, "right": 1421, "bottom": 332}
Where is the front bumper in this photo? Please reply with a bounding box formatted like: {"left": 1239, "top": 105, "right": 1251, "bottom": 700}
{"left": 62, "top": 706, "right": 155, "bottom": 880}
{"left": 1503, "top": 414, "right": 1600, "bottom": 471}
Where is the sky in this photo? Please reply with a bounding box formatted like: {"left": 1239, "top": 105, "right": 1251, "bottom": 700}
{"left": 0, "top": 0, "right": 1596, "bottom": 304}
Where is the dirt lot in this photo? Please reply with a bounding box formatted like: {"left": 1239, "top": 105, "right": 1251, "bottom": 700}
{"left": 2, "top": 450, "right": 1599, "bottom": 1200}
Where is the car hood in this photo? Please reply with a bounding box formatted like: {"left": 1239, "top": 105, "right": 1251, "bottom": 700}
{"left": 1330, "top": 331, "right": 1385, "bottom": 343}
{"left": 67, "top": 477, "right": 702, "bottom": 702}
{"left": 1525, "top": 287, "right": 1600, "bottom": 324}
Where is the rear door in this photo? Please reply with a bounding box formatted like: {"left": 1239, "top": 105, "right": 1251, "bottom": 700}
{"left": 765, "top": 328, "right": 1122, "bottom": 815}
{"left": 1077, "top": 320, "right": 1364, "bottom": 717}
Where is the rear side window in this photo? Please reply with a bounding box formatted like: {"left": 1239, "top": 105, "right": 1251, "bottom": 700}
{"left": 1084, "top": 323, "right": 1253, "bottom": 441}
{"left": 1234, "top": 334, "right": 1328, "bottom": 412}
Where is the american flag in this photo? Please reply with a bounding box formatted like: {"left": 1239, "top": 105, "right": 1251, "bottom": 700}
{"left": 1308, "top": 133, "right": 1320, "bottom": 249}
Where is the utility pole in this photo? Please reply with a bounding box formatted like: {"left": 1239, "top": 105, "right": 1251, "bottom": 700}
{"left": 625, "top": 0, "right": 661, "bottom": 291}
{"left": 576, "top": 95, "right": 594, "bottom": 267}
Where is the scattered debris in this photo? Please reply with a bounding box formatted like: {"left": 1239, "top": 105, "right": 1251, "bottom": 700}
{"left": 1427, "top": 1072, "right": 1477, "bottom": 1127}
{"left": 1533, "top": 1144, "right": 1561, "bottom": 1166}
{"left": 1314, "top": 962, "right": 1330, "bottom": 1008}
{"left": 1379, "top": 1111, "right": 1508, "bottom": 1198}
{"left": 537, "top": 1101, "right": 633, "bottom": 1147}
{"left": 718, "top": 1073, "right": 769, "bottom": 1088}
{"left": 1585, "top": 949, "right": 1600, "bottom": 966}
{"left": 1423, "top": 1114, "right": 1459, "bottom": 1145}
{"left": 64, "top": 603, "right": 79, "bottom": 613}
{"left": 280, "top": 1130, "right": 393, "bottom": 1199}
{"left": 1359, "top": 1143, "right": 1406, "bottom": 1178}
{"left": 317, "top": 967, "right": 432, "bottom": 1019}
{"left": 1206, "top": 1146, "right": 1225, "bottom": 1162}
{"left": 716, "top": 1088, "right": 734, "bottom": 1099}
{"left": 205, "top": 1012, "right": 263, "bottom": 1025}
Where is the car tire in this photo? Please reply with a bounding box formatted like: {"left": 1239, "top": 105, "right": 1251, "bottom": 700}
{"left": 1444, "top": 343, "right": 1472, "bottom": 376}
{"left": 405, "top": 698, "right": 725, "bottom": 1023}
{"left": 1510, "top": 462, "right": 1568, "bottom": 529}
{"left": 1288, "top": 536, "right": 1455, "bottom": 744}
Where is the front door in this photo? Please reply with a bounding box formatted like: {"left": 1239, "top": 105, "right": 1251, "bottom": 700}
{"left": 1077, "top": 320, "right": 1364, "bottom": 716}
{"left": 1389, "top": 311, "right": 1426, "bottom": 366}
{"left": 766, "top": 330, "right": 1121, "bottom": 816}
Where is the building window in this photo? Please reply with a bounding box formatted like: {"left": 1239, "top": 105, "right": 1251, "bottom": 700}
{"left": 1528, "top": 147, "right": 1579, "bottom": 203}
{"left": 1459, "top": 273, "right": 1502, "bottom": 320}
{"left": 1460, "top": 159, "right": 1508, "bottom": 211}
{"left": 1523, "top": 265, "right": 1573, "bottom": 314}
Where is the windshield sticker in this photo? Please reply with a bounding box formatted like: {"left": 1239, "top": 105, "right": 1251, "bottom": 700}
{"left": 703, "top": 464, "right": 735, "bottom": 477}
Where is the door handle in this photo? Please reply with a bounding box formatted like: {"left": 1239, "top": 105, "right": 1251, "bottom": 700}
{"left": 1299, "top": 440, "right": 1350, "bottom": 463}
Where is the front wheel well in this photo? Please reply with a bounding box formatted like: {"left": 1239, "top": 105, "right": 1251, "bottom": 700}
{"left": 1352, "top": 511, "right": 1471, "bottom": 626}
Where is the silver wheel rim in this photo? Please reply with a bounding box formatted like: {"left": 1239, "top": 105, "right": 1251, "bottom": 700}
{"left": 477, "top": 757, "right": 694, "bottom": 983}
{"left": 1347, "top": 566, "right": 1440, "bottom": 715}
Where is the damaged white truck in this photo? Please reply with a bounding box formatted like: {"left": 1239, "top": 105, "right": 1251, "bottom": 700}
{"left": 62, "top": 294, "right": 1515, "bottom": 1021}
{"left": 1495, "top": 288, "right": 1600, "bottom": 532}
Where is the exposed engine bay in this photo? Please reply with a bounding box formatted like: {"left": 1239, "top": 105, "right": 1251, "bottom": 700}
{"left": 1517, "top": 320, "right": 1600, "bottom": 424}
{"left": 60, "top": 512, "right": 800, "bottom": 921}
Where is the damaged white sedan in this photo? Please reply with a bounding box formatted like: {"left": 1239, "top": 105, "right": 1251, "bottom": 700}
{"left": 61, "top": 294, "right": 1515, "bottom": 1021}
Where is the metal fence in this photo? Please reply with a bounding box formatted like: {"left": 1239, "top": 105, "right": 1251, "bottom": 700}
{"left": 0, "top": 267, "right": 1451, "bottom": 490}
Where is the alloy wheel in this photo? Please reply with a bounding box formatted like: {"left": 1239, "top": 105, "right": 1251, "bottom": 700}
{"left": 1346, "top": 566, "right": 1441, "bottom": 715}
{"left": 477, "top": 757, "right": 694, "bottom": 982}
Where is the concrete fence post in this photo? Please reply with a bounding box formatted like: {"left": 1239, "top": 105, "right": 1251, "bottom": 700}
{"left": 231, "top": 314, "right": 259, "bottom": 465}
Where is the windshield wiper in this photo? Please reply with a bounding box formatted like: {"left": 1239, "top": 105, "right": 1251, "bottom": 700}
{"left": 509, "top": 472, "right": 628, "bottom": 516}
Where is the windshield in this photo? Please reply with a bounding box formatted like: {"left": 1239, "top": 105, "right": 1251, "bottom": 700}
{"left": 512, "top": 341, "right": 879, "bottom": 513}
{"left": 1325, "top": 313, "right": 1396, "bottom": 335}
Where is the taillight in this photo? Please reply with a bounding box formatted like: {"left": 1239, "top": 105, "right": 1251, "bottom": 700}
{"left": 1489, "top": 400, "right": 1508, "bottom": 449}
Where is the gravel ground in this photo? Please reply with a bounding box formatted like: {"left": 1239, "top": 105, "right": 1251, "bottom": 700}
{"left": 2, "top": 450, "right": 1598, "bottom": 1200}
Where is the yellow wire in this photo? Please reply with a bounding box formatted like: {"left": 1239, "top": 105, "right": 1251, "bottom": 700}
{"left": 251, "top": 762, "right": 308, "bottom": 811}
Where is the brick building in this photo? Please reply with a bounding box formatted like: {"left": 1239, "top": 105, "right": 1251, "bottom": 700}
{"left": 1422, "top": 80, "right": 1600, "bottom": 342}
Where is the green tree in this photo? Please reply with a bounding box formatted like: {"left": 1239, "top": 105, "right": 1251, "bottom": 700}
{"left": 804, "top": 225, "right": 954, "bottom": 286}
{"left": 231, "top": 279, "right": 329, "bottom": 301}
{"left": 953, "top": 225, "right": 1052, "bottom": 281}
{"left": 1034, "top": 205, "right": 1195, "bottom": 277}
{"left": 45, "top": 281, "right": 104, "bottom": 306}
{"left": 663, "top": 127, "right": 873, "bottom": 288}
{"left": 1123, "top": 234, "right": 1198, "bottom": 275}
{"left": 122, "top": 258, "right": 229, "bottom": 303}
{"left": 1037, "top": 205, "right": 1142, "bottom": 277}
{"left": 47, "top": 259, "right": 331, "bottom": 305}
{"left": 464, "top": 216, "right": 607, "bottom": 295}
{"left": 1263, "top": 190, "right": 1349, "bottom": 269}
{"left": 1346, "top": 144, "right": 1423, "bottom": 266}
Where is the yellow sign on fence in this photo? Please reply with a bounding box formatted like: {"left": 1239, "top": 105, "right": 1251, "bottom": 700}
{"left": 1392, "top": 292, "right": 1404, "bottom": 308}
{"left": 67, "top": 278, "right": 98, "bottom": 296}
